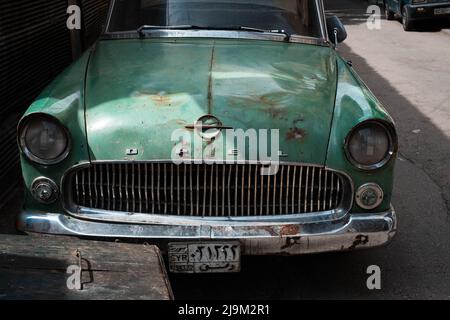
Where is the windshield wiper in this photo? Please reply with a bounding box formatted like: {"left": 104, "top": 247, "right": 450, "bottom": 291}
{"left": 137, "top": 25, "right": 194, "bottom": 37}
{"left": 137, "top": 25, "right": 291, "bottom": 41}
{"left": 237, "top": 26, "right": 291, "bottom": 41}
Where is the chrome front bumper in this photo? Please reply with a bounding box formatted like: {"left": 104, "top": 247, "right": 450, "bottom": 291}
{"left": 17, "top": 207, "right": 397, "bottom": 255}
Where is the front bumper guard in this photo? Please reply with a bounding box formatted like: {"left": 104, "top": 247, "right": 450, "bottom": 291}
{"left": 17, "top": 207, "right": 397, "bottom": 255}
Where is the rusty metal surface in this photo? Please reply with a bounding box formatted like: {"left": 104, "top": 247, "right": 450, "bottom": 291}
{"left": 84, "top": 38, "right": 338, "bottom": 165}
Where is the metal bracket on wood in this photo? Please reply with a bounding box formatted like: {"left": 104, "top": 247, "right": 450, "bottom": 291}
{"left": 74, "top": 249, "right": 83, "bottom": 290}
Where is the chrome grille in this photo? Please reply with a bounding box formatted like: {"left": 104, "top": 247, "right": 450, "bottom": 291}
{"left": 69, "top": 162, "right": 345, "bottom": 217}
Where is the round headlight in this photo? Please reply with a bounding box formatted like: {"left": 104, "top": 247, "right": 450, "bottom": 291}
{"left": 345, "top": 121, "right": 396, "bottom": 170}
{"left": 19, "top": 115, "right": 70, "bottom": 165}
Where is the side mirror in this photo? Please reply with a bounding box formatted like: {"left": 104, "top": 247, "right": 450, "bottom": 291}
{"left": 326, "top": 16, "right": 347, "bottom": 45}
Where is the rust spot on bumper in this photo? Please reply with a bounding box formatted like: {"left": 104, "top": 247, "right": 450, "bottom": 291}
{"left": 348, "top": 234, "right": 369, "bottom": 250}
{"left": 281, "top": 236, "right": 302, "bottom": 250}
{"left": 261, "top": 226, "right": 278, "bottom": 237}
{"left": 280, "top": 224, "right": 300, "bottom": 236}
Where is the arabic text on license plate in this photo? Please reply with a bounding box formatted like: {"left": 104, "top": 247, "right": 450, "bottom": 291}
{"left": 168, "top": 242, "right": 241, "bottom": 273}
{"left": 434, "top": 8, "right": 450, "bottom": 15}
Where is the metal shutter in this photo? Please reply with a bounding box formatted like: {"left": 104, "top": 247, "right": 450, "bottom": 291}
{"left": 80, "top": 0, "right": 110, "bottom": 47}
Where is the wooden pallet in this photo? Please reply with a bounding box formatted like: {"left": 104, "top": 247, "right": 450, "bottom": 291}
{"left": 0, "top": 234, "right": 173, "bottom": 300}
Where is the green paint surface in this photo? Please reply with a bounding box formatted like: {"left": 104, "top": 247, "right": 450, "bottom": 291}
{"left": 19, "top": 38, "right": 397, "bottom": 214}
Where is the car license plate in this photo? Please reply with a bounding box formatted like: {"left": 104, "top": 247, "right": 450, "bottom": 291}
{"left": 168, "top": 242, "right": 241, "bottom": 273}
{"left": 434, "top": 7, "right": 450, "bottom": 15}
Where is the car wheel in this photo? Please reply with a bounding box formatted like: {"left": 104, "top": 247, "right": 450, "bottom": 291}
{"left": 385, "top": 3, "right": 395, "bottom": 20}
{"left": 402, "top": 6, "right": 414, "bottom": 31}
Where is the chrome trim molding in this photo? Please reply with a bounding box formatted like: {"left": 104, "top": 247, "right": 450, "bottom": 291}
{"left": 101, "top": 30, "right": 329, "bottom": 46}
{"left": 316, "top": 0, "right": 328, "bottom": 40}
{"left": 17, "top": 207, "right": 397, "bottom": 255}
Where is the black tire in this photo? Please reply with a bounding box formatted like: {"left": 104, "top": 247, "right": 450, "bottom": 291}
{"left": 384, "top": 3, "right": 395, "bottom": 20}
{"left": 402, "top": 6, "right": 415, "bottom": 31}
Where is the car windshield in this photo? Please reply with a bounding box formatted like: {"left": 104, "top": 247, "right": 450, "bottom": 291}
{"left": 107, "top": 0, "right": 323, "bottom": 38}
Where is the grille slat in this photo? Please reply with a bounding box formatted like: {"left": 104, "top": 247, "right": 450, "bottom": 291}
{"left": 310, "top": 167, "right": 315, "bottom": 212}
{"left": 177, "top": 165, "right": 181, "bottom": 215}
{"left": 330, "top": 173, "right": 334, "bottom": 209}
{"left": 118, "top": 164, "right": 123, "bottom": 210}
{"left": 75, "top": 172, "right": 80, "bottom": 205}
{"left": 234, "top": 166, "right": 238, "bottom": 217}
{"left": 291, "top": 166, "right": 296, "bottom": 213}
{"left": 105, "top": 166, "right": 111, "bottom": 210}
{"left": 298, "top": 167, "right": 303, "bottom": 213}
{"left": 286, "top": 166, "right": 290, "bottom": 213}
{"left": 318, "top": 169, "right": 322, "bottom": 212}
{"left": 156, "top": 164, "right": 160, "bottom": 212}
{"left": 82, "top": 170, "right": 86, "bottom": 205}
{"left": 112, "top": 164, "right": 116, "bottom": 211}
{"left": 334, "top": 179, "right": 341, "bottom": 202}
{"left": 304, "top": 167, "right": 309, "bottom": 213}
{"left": 216, "top": 165, "right": 219, "bottom": 217}
{"left": 125, "top": 164, "right": 129, "bottom": 212}
{"left": 71, "top": 163, "right": 345, "bottom": 217}
{"left": 247, "top": 165, "right": 251, "bottom": 217}
{"left": 131, "top": 164, "right": 135, "bottom": 213}
{"left": 87, "top": 168, "right": 92, "bottom": 208}
{"left": 138, "top": 164, "right": 142, "bottom": 213}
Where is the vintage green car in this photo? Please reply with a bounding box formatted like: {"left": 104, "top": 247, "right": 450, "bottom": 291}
{"left": 384, "top": 0, "right": 450, "bottom": 31}
{"left": 17, "top": 0, "right": 397, "bottom": 273}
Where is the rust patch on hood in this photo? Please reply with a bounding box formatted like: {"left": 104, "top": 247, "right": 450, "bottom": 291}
{"left": 151, "top": 94, "right": 172, "bottom": 106}
{"left": 133, "top": 91, "right": 182, "bottom": 107}
{"left": 227, "top": 93, "right": 290, "bottom": 120}
{"left": 286, "top": 128, "right": 306, "bottom": 141}
{"left": 258, "top": 95, "right": 288, "bottom": 119}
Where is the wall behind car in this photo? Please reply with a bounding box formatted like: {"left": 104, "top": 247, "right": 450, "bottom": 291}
{"left": 0, "top": 0, "right": 110, "bottom": 208}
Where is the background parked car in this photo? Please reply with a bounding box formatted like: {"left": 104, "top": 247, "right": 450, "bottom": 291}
{"left": 384, "top": 0, "right": 450, "bottom": 31}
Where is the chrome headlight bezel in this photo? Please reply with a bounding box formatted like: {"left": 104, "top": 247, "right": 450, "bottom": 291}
{"left": 344, "top": 120, "right": 397, "bottom": 171}
{"left": 18, "top": 114, "right": 71, "bottom": 166}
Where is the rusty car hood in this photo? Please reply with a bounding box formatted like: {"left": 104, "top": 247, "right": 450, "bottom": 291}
{"left": 85, "top": 38, "right": 338, "bottom": 164}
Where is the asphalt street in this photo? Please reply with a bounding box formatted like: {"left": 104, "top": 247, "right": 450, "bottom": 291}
{"left": 0, "top": 0, "right": 449, "bottom": 300}
{"left": 169, "top": 0, "right": 450, "bottom": 299}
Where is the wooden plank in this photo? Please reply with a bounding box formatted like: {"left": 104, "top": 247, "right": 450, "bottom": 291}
{"left": 0, "top": 235, "right": 173, "bottom": 300}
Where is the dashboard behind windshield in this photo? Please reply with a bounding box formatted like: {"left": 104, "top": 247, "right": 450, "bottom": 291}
{"left": 107, "top": 0, "right": 323, "bottom": 38}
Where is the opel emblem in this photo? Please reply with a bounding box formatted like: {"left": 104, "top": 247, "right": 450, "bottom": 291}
{"left": 186, "top": 115, "right": 231, "bottom": 141}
